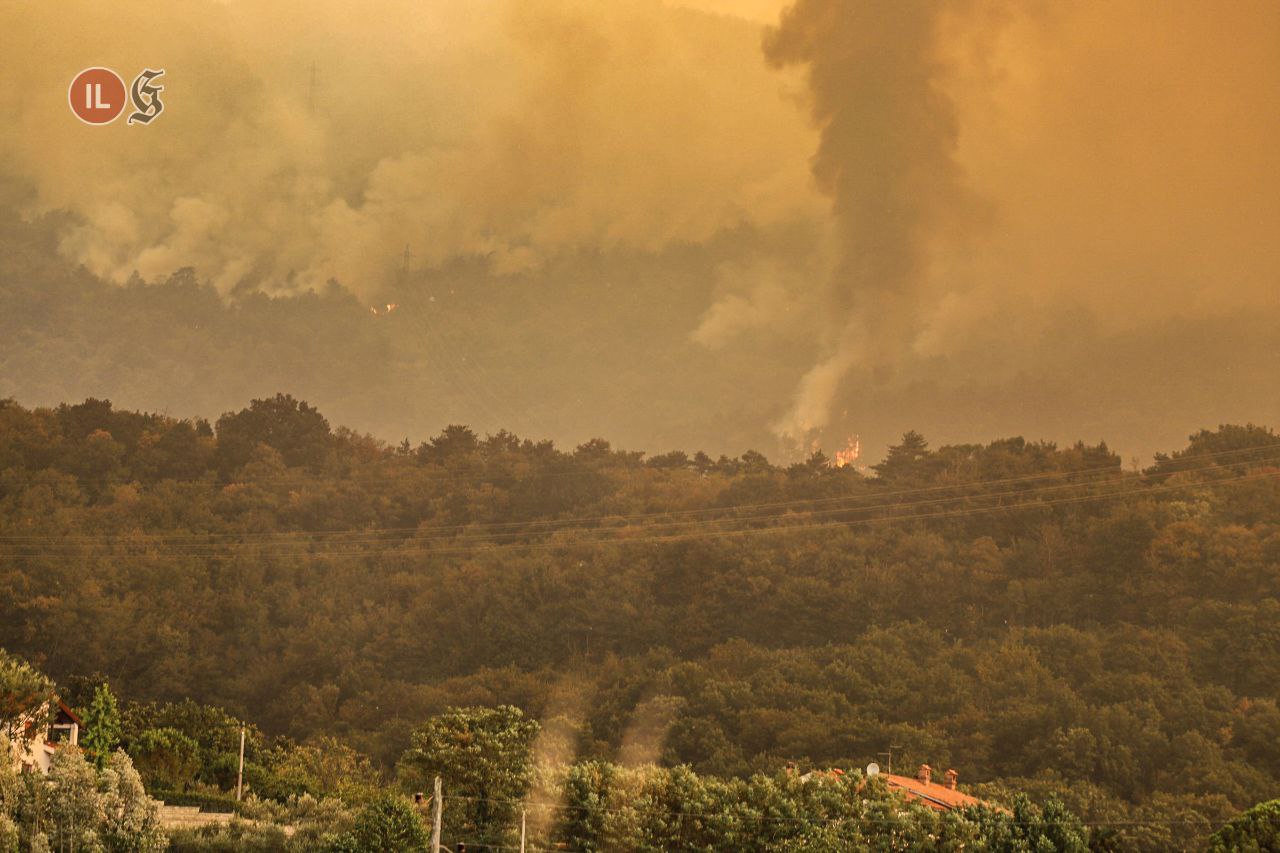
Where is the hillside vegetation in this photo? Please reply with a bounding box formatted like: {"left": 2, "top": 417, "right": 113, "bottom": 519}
{"left": 1, "top": 396, "right": 1278, "bottom": 849}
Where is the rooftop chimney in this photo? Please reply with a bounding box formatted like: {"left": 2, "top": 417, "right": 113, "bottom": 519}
{"left": 944, "top": 769, "right": 958, "bottom": 790}
{"left": 917, "top": 764, "right": 932, "bottom": 785}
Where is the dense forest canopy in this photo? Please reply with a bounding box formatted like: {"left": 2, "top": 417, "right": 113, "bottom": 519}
{"left": 1, "top": 396, "right": 1277, "bottom": 849}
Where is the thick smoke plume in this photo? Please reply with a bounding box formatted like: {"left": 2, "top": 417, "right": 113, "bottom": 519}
{"left": 764, "top": 0, "right": 978, "bottom": 440}
{"left": 762, "top": 0, "right": 1280, "bottom": 448}
{"left": 0, "top": 0, "right": 819, "bottom": 298}
{"left": 0, "top": 0, "right": 1276, "bottom": 460}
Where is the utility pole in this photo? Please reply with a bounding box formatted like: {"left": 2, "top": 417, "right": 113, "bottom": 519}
{"left": 236, "top": 726, "right": 246, "bottom": 801}
{"left": 520, "top": 808, "right": 527, "bottom": 853}
{"left": 877, "top": 745, "right": 902, "bottom": 776}
{"left": 431, "top": 776, "right": 442, "bottom": 853}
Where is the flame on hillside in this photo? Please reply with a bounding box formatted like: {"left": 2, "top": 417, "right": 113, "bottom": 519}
{"left": 369, "top": 303, "right": 399, "bottom": 316}
{"left": 833, "top": 435, "right": 861, "bottom": 468}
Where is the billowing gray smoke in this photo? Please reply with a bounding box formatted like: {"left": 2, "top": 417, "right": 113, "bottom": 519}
{"left": 0, "top": 0, "right": 819, "bottom": 299}
{"left": 760, "top": 0, "right": 1280, "bottom": 448}
{"left": 764, "top": 0, "right": 977, "bottom": 440}
{"left": 0, "top": 0, "right": 1276, "bottom": 461}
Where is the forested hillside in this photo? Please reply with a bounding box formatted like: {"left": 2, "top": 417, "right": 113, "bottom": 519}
{"left": 2, "top": 396, "right": 1278, "bottom": 849}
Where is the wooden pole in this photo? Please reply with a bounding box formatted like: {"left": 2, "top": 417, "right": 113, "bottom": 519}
{"left": 431, "top": 776, "right": 443, "bottom": 853}
{"left": 236, "top": 726, "right": 246, "bottom": 801}
{"left": 520, "top": 808, "right": 527, "bottom": 853}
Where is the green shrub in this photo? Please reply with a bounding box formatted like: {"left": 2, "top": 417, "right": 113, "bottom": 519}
{"left": 348, "top": 795, "right": 429, "bottom": 852}
{"left": 150, "top": 789, "right": 239, "bottom": 813}
{"left": 165, "top": 822, "right": 290, "bottom": 852}
{"left": 132, "top": 727, "right": 201, "bottom": 791}
{"left": 1207, "top": 799, "right": 1280, "bottom": 852}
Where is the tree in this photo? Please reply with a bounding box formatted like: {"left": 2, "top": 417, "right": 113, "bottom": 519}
{"left": 0, "top": 814, "right": 16, "bottom": 853}
{"left": 259, "top": 736, "right": 380, "bottom": 802}
{"left": 65, "top": 429, "right": 125, "bottom": 494}
{"left": 129, "top": 727, "right": 200, "bottom": 791}
{"left": 739, "top": 449, "right": 772, "bottom": 474}
{"left": 122, "top": 699, "right": 263, "bottom": 790}
{"left": 1011, "top": 795, "right": 1090, "bottom": 852}
{"left": 82, "top": 683, "right": 122, "bottom": 770}
{"left": 419, "top": 425, "right": 480, "bottom": 465}
{"left": 1207, "top": 798, "right": 1280, "bottom": 852}
{"left": 872, "top": 430, "right": 932, "bottom": 482}
{"left": 58, "top": 671, "right": 112, "bottom": 716}
{"left": 54, "top": 398, "right": 117, "bottom": 440}
{"left": 342, "top": 795, "right": 429, "bottom": 852}
{"left": 99, "top": 750, "right": 166, "bottom": 852}
{"left": 8, "top": 745, "right": 164, "bottom": 853}
{"left": 214, "top": 393, "right": 332, "bottom": 475}
{"left": 0, "top": 734, "right": 22, "bottom": 841}
{"left": 0, "top": 649, "right": 52, "bottom": 746}
{"left": 1150, "top": 423, "right": 1278, "bottom": 475}
{"left": 647, "top": 450, "right": 690, "bottom": 470}
{"left": 139, "top": 421, "right": 212, "bottom": 480}
{"left": 44, "top": 746, "right": 105, "bottom": 852}
{"left": 398, "top": 706, "right": 539, "bottom": 846}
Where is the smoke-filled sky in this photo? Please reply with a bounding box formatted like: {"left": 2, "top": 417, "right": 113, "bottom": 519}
{"left": 0, "top": 0, "right": 1276, "bottom": 461}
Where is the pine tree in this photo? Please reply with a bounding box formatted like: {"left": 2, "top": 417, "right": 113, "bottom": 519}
{"left": 81, "top": 683, "right": 122, "bottom": 771}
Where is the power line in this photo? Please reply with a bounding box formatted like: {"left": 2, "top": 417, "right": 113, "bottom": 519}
{"left": 2, "top": 468, "right": 1273, "bottom": 562}
{"left": 303, "top": 468, "right": 1278, "bottom": 558}
{"left": 2, "top": 442, "right": 1275, "bottom": 548}
{"left": 188, "top": 451, "right": 1280, "bottom": 551}
{"left": 3, "top": 462, "right": 1272, "bottom": 557}
{"left": 0, "top": 455, "right": 1268, "bottom": 556}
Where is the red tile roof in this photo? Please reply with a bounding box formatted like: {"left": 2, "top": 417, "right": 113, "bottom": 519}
{"left": 880, "top": 772, "right": 985, "bottom": 812}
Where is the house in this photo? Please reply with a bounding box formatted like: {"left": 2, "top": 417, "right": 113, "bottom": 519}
{"left": 880, "top": 764, "right": 986, "bottom": 812}
{"left": 794, "top": 762, "right": 995, "bottom": 813}
{"left": 7, "top": 700, "right": 83, "bottom": 774}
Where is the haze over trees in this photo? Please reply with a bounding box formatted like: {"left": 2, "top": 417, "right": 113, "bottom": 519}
{"left": 2, "top": 202, "right": 1277, "bottom": 466}
{"left": 1, "top": 396, "right": 1278, "bottom": 849}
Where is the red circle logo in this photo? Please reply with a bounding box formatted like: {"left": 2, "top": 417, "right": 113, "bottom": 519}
{"left": 69, "top": 68, "right": 127, "bottom": 125}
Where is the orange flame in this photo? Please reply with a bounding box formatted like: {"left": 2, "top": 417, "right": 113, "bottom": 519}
{"left": 833, "top": 435, "right": 860, "bottom": 468}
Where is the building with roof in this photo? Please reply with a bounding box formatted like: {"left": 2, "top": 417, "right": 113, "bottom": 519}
{"left": 794, "top": 762, "right": 995, "bottom": 813}
{"left": 7, "top": 700, "right": 83, "bottom": 774}
{"left": 880, "top": 764, "right": 985, "bottom": 812}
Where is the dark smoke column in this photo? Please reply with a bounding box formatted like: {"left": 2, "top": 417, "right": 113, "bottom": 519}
{"left": 764, "top": 0, "right": 972, "bottom": 440}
